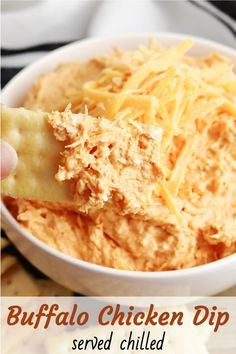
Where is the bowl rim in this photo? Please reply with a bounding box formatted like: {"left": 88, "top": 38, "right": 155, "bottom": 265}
{"left": 1, "top": 32, "right": 236, "bottom": 279}
{"left": 2, "top": 31, "right": 236, "bottom": 97}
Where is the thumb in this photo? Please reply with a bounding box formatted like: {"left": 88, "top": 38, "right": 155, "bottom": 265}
{"left": 1, "top": 141, "right": 18, "bottom": 180}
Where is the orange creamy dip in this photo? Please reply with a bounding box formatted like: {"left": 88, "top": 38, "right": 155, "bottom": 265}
{"left": 5, "top": 40, "right": 236, "bottom": 271}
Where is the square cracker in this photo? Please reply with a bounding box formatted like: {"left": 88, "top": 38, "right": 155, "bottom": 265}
{"left": 2, "top": 263, "right": 40, "bottom": 296}
{"left": 1, "top": 106, "right": 72, "bottom": 202}
{"left": 36, "top": 279, "right": 74, "bottom": 296}
{"left": 1, "top": 254, "right": 17, "bottom": 275}
{"left": 1, "top": 237, "right": 10, "bottom": 250}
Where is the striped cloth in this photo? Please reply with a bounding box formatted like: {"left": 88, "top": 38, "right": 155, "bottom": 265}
{"left": 1, "top": 0, "right": 236, "bottom": 88}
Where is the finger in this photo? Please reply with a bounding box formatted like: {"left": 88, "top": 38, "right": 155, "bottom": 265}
{"left": 1, "top": 141, "right": 18, "bottom": 180}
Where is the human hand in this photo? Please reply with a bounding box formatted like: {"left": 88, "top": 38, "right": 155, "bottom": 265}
{"left": 1, "top": 141, "right": 18, "bottom": 180}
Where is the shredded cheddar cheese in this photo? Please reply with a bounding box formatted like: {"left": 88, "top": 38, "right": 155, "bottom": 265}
{"left": 168, "top": 136, "right": 196, "bottom": 196}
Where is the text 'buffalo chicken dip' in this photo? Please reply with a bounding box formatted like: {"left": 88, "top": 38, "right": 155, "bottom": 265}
{"left": 5, "top": 39, "right": 236, "bottom": 271}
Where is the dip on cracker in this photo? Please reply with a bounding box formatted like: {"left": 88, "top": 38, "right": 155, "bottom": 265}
{"left": 2, "top": 105, "right": 164, "bottom": 216}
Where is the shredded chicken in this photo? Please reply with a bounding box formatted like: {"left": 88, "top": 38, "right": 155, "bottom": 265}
{"left": 48, "top": 108, "right": 163, "bottom": 214}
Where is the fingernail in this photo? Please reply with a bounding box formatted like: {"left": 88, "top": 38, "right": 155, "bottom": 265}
{"left": 1, "top": 141, "right": 18, "bottom": 179}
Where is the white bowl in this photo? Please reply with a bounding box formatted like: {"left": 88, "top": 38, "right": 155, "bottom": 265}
{"left": 1, "top": 33, "right": 236, "bottom": 296}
